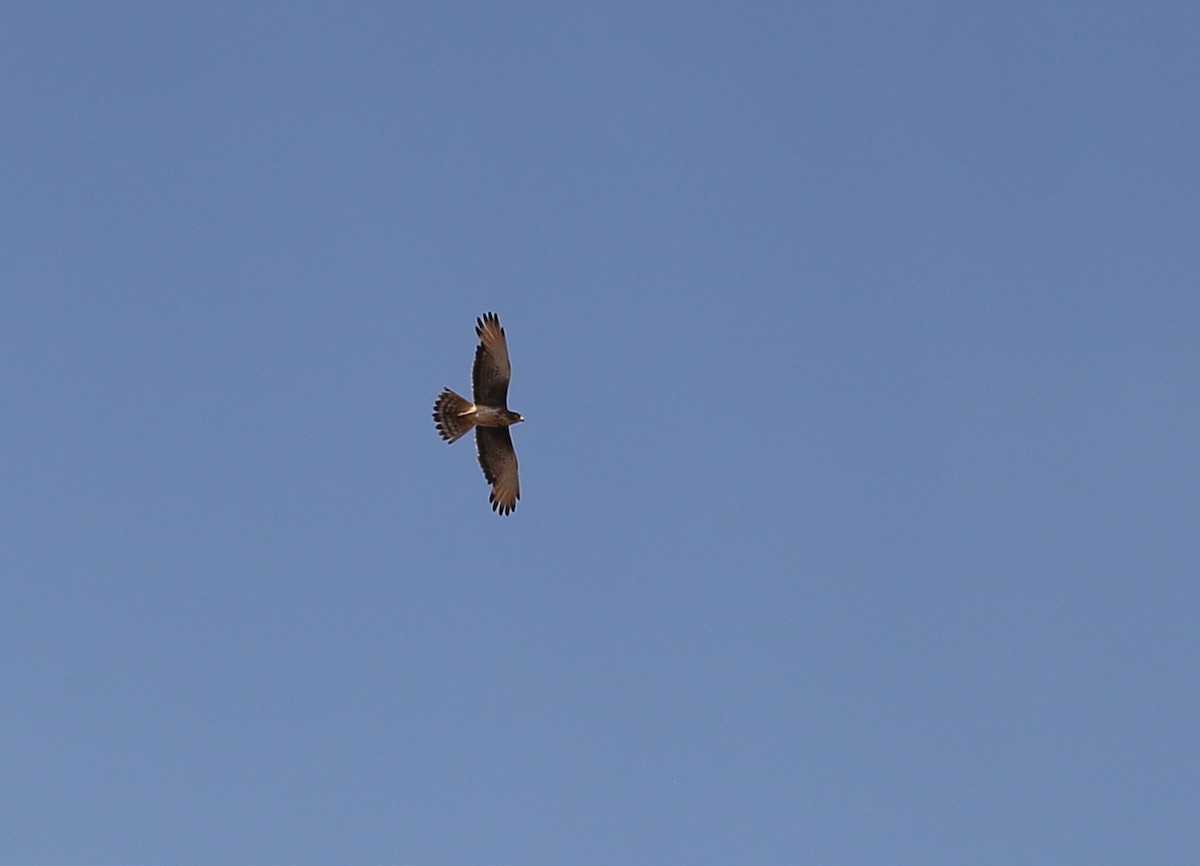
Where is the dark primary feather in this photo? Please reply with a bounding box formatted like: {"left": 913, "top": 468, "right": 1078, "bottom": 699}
{"left": 472, "top": 312, "right": 511, "bottom": 407}
{"left": 475, "top": 426, "right": 520, "bottom": 515}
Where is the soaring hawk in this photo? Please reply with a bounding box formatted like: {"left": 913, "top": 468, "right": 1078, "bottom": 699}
{"left": 433, "top": 312, "right": 524, "bottom": 515}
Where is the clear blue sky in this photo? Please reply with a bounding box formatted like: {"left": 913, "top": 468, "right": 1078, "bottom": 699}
{"left": 4, "top": 3, "right": 1197, "bottom": 863}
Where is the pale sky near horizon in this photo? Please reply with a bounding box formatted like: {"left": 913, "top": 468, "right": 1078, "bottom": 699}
{"left": 4, "top": 3, "right": 1198, "bottom": 864}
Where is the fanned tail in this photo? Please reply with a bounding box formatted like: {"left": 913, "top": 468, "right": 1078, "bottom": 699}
{"left": 433, "top": 389, "right": 475, "bottom": 443}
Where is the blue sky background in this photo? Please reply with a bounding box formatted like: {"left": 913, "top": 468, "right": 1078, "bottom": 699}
{"left": 3, "top": 2, "right": 1197, "bottom": 863}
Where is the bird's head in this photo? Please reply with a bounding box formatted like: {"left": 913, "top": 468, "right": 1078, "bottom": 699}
{"left": 506, "top": 410, "right": 525, "bottom": 425}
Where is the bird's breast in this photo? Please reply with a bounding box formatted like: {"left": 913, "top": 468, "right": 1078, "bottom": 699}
{"left": 472, "top": 405, "right": 519, "bottom": 427}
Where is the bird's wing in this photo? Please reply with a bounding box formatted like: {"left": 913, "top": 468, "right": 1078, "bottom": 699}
{"left": 472, "top": 312, "right": 511, "bottom": 407}
{"left": 475, "top": 426, "right": 520, "bottom": 515}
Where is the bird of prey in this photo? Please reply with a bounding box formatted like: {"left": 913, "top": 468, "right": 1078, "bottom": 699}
{"left": 433, "top": 312, "right": 524, "bottom": 515}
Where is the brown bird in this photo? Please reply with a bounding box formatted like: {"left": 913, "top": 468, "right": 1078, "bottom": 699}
{"left": 433, "top": 312, "right": 524, "bottom": 515}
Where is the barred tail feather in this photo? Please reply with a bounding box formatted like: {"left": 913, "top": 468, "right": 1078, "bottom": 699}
{"left": 433, "top": 388, "right": 475, "bottom": 443}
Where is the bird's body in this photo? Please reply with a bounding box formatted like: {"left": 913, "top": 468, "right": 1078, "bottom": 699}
{"left": 433, "top": 313, "right": 523, "bottom": 515}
